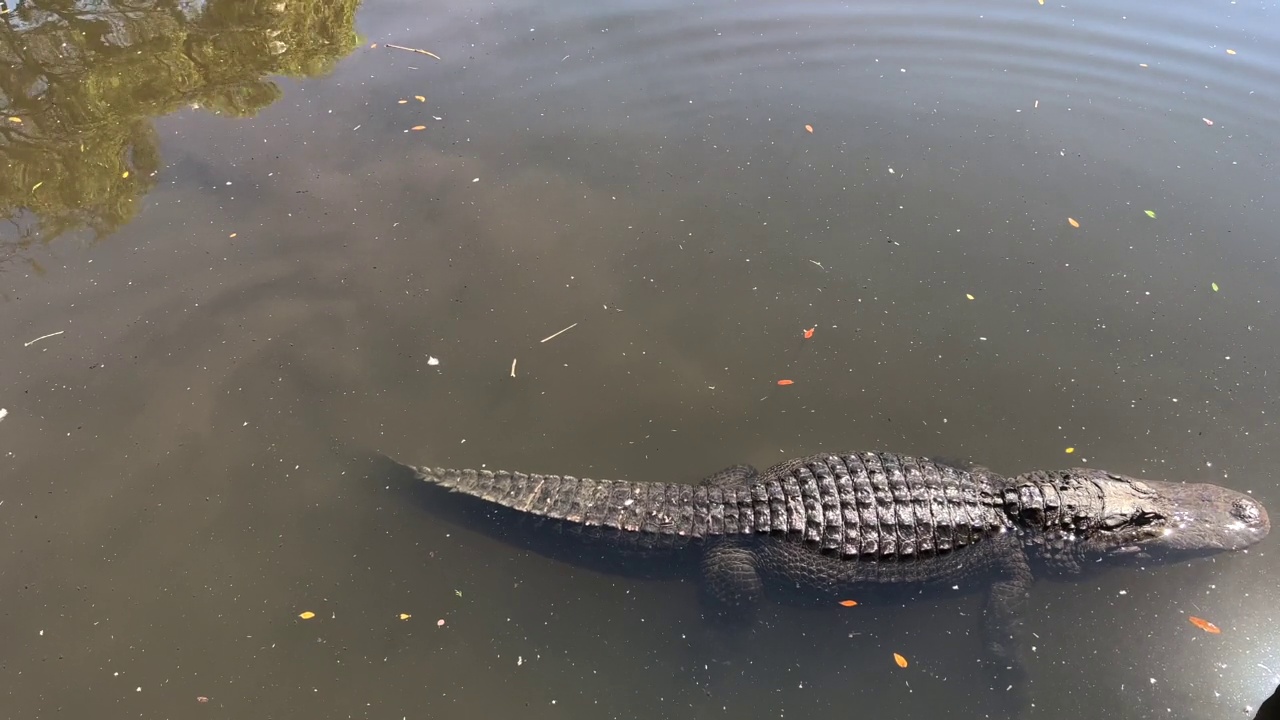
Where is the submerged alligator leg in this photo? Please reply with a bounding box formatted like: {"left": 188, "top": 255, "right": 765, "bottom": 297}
{"left": 979, "top": 536, "right": 1035, "bottom": 709}
{"left": 700, "top": 464, "right": 759, "bottom": 488}
{"left": 696, "top": 466, "right": 765, "bottom": 617}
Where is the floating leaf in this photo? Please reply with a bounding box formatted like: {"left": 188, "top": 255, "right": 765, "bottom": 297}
{"left": 299, "top": 611, "right": 316, "bottom": 620}
{"left": 122, "top": 171, "right": 130, "bottom": 179}
{"left": 1038, "top": 0, "right": 1044, "bottom": 5}
{"left": 455, "top": 589, "right": 463, "bottom": 597}
{"left": 893, "top": 653, "right": 909, "bottom": 668}
{"left": 398, "top": 99, "right": 408, "bottom": 104}
{"left": 838, "top": 599, "right": 858, "bottom": 607}
{"left": 1211, "top": 282, "right": 1219, "bottom": 292}
{"left": 1226, "top": 49, "right": 1236, "bottom": 55}
{"left": 1144, "top": 210, "right": 1156, "bottom": 219}
{"left": 410, "top": 125, "right": 427, "bottom": 131}
{"left": 1203, "top": 118, "right": 1214, "bottom": 126}
{"left": 803, "top": 327, "right": 815, "bottom": 339}
{"left": 804, "top": 124, "right": 814, "bottom": 134}
{"left": 31, "top": 181, "right": 43, "bottom": 192}
{"left": 399, "top": 613, "right": 412, "bottom": 620}
{"left": 1068, "top": 217, "right": 1080, "bottom": 228}
{"left": 777, "top": 379, "right": 795, "bottom": 386}
{"left": 415, "top": 95, "right": 426, "bottom": 102}
{"left": 7, "top": 116, "right": 21, "bottom": 123}
{"left": 965, "top": 293, "right": 975, "bottom": 300}
{"left": 1188, "top": 616, "right": 1221, "bottom": 634}
{"left": 1065, "top": 447, "right": 1075, "bottom": 454}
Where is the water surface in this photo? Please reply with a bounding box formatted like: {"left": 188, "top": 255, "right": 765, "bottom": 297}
{"left": 2, "top": 0, "right": 1278, "bottom": 717}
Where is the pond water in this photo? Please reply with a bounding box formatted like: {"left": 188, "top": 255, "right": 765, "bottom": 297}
{"left": 1, "top": 0, "right": 1277, "bottom": 717}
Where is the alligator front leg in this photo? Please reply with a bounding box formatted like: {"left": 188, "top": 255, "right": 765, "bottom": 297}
{"left": 981, "top": 540, "right": 1035, "bottom": 712}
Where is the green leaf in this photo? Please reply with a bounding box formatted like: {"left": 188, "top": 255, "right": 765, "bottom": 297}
{"left": 1211, "top": 282, "right": 1220, "bottom": 292}
{"left": 1144, "top": 210, "right": 1156, "bottom": 219}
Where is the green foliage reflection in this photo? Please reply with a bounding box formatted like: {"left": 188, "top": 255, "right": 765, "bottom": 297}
{"left": 0, "top": 0, "right": 361, "bottom": 265}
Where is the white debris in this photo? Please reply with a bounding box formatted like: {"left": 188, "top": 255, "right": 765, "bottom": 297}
{"left": 427, "top": 356, "right": 440, "bottom": 366}
{"left": 0, "top": 408, "right": 7, "bottom": 422}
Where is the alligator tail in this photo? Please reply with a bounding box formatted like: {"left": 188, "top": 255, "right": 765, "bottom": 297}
{"left": 410, "top": 464, "right": 745, "bottom": 543}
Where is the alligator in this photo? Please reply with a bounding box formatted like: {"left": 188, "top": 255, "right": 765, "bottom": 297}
{"left": 394, "top": 450, "right": 1269, "bottom": 709}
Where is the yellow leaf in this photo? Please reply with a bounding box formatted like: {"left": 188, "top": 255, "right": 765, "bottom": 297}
{"left": 229, "top": 233, "right": 238, "bottom": 238}
{"left": 398, "top": 99, "right": 408, "bottom": 104}
{"left": 31, "top": 181, "right": 43, "bottom": 192}
{"left": 1211, "top": 282, "right": 1219, "bottom": 292}
{"left": 965, "top": 293, "right": 975, "bottom": 300}
{"left": 1068, "top": 217, "right": 1080, "bottom": 228}
{"left": 1226, "top": 49, "right": 1236, "bottom": 55}
{"left": 7, "top": 116, "right": 21, "bottom": 123}
{"left": 893, "top": 653, "right": 909, "bottom": 668}
{"left": 122, "top": 171, "right": 130, "bottom": 179}
{"left": 1065, "top": 447, "right": 1075, "bottom": 454}
{"left": 299, "top": 611, "right": 316, "bottom": 620}
{"left": 415, "top": 95, "right": 426, "bottom": 102}
{"left": 399, "top": 613, "right": 412, "bottom": 620}
{"left": 1038, "top": 0, "right": 1044, "bottom": 4}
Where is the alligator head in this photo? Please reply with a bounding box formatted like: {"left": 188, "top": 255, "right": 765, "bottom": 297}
{"left": 1069, "top": 469, "right": 1269, "bottom": 559}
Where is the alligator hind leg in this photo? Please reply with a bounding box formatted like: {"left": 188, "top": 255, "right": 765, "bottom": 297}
{"left": 699, "top": 541, "right": 764, "bottom": 614}
{"left": 691, "top": 540, "right": 763, "bottom": 692}
{"left": 699, "top": 464, "right": 759, "bottom": 488}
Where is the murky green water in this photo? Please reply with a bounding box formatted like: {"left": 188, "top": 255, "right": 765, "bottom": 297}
{"left": 2, "top": 0, "right": 1277, "bottom": 717}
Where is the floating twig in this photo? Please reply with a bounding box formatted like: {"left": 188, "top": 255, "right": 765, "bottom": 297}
{"left": 510, "top": 358, "right": 518, "bottom": 377}
{"left": 386, "top": 44, "right": 441, "bottom": 60}
{"left": 24, "top": 330, "right": 64, "bottom": 347}
{"left": 540, "top": 323, "right": 578, "bottom": 343}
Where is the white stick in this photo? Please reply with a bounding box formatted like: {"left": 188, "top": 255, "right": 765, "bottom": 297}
{"left": 510, "top": 358, "right": 518, "bottom": 377}
{"left": 539, "top": 323, "right": 578, "bottom": 343}
{"left": 24, "top": 330, "right": 64, "bottom": 347}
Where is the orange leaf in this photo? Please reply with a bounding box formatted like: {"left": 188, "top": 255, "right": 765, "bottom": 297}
{"left": 803, "top": 327, "right": 815, "bottom": 339}
{"left": 804, "top": 124, "right": 814, "bottom": 134}
{"left": 893, "top": 653, "right": 908, "bottom": 668}
{"left": 838, "top": 599, "right": 858, "bottom": 607}
{"left": 1068, "top": 217, "right": 1080, "bottom": 228}
{"left": 410, "top": 125, "right": 427, "bottom": 131}
{"left": 776, "top": 379, "right": 795, "bottom": 386}
{"left": 1188, "top": 616, "right": 1221, "bottom": 634}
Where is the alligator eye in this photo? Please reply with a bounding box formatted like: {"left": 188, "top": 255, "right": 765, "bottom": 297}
{"left": 1132, "top": 511, "right": 1163, "bottom": 526}
{"left": 1231, "top": 498, "right": 1262, "bottom": 525}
